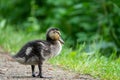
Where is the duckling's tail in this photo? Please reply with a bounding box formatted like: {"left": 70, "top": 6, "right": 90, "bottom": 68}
{"left": 11, "top": 54, "right": 26, "bottom": 64}
{"left": 12, "top": 54, "right": 17, "bottom": 59}
{"left": 10, "top": 53, "right": 21, "bottom": 62}
{"left": 11, "top": 54, "right": 17, "bottom": 60}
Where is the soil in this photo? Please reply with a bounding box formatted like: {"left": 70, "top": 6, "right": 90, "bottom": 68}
{"left": 0, "top": 49, "right": 99, "bottom": 80}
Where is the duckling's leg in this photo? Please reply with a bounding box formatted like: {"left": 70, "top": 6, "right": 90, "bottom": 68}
{"left": 38, "top": 63, "right": 44, "bottom": 78}
{"left": 31, "top": 65, "right": 36, "bottom": 77}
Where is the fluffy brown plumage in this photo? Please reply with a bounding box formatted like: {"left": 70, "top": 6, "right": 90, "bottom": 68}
{"left": 13, "top": 28, "right": 64, "bottom": 78}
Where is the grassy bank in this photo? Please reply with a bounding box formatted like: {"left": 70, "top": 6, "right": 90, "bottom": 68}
{"left": 0, "top": 27, "right": 120, "bottom": 80}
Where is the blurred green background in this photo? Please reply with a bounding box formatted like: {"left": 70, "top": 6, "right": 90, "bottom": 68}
{"left": 0, "top": 0, "right": 120, "bottom": 79}
{"left": 0, "top": 0, "right": 120, "bottom": 55}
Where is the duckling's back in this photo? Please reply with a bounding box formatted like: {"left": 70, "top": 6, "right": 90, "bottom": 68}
{"left": 13, "top": 40, "right": 50, "bottom": 65}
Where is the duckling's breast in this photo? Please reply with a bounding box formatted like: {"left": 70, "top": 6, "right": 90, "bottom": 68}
{"left": 40, "top": 41, "right": 62, "bottom": 60}
{"left": 50, "top": 41, "right": 62, "bottom": 56}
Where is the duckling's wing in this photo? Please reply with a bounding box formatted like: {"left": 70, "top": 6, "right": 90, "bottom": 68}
{"left": 30, "top": 40, "right": 51, "bottom": 59}
{"left": 35, "top": 41, "right": 51, "bottom": 60}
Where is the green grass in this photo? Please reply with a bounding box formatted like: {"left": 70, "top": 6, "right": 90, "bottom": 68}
{"left": 0, "top": 26, "right": 45, "bottom": 54}
{"left": 0, "top": 26, "right": 120, "bottom": 80}
{"left": 50, "top": 49, "right": 120, "bottom": 80}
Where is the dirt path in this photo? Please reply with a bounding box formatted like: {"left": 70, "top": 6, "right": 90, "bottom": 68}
{"left": 0, "top": 51, "right": 98, "bottom": 80}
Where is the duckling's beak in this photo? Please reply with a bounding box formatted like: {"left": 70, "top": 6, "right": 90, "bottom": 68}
{"left": 56, "top": 31, "right": 64, "bottom": 44}
{"left": 59, "top": 37, "right": 64, "bottom": 44}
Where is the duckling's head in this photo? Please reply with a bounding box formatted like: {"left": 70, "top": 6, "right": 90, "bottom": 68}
{"left": 46, "top": 28, "right": 64, "bottom": 44}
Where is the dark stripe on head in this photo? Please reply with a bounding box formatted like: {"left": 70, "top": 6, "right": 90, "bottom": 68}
{"left": 47, "top": 27, "right": 59, "bottom": 32}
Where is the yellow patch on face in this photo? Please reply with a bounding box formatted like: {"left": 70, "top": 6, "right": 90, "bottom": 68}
{"left": 49, "top": 31, "right": 60, "bottom": 40}
{"left": 54, "top": 33, "right": 60, "bottom": 40}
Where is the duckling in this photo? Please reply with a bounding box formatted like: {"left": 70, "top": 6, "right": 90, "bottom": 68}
{"left": 13, "top": 28, "right": 64, "bottom": 78}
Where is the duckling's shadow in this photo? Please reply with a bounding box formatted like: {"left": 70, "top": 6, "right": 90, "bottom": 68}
{"left": 12, "top": 76, "right": 53, "bottom": 79}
